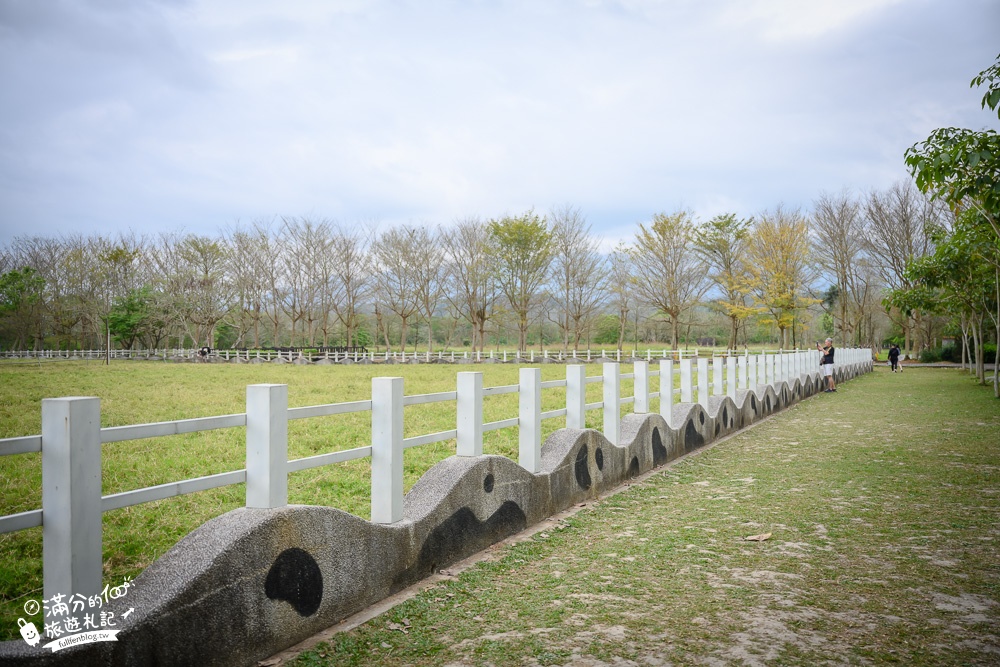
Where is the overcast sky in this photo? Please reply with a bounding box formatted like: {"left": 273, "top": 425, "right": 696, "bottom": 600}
{"left": 1, "top": 0, "right": 997, "bottom": 247}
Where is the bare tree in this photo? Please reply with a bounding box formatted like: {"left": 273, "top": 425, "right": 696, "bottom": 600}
{"left": 224, "top": 223, "right": 271, "bottom": 348}
{"left": 248, "top": 219, "right": 288, "bottom": 347}
{"left": 606, "top": 241, "right": 634, "bottom": 353}
{"left": 442, "top": 217, "right": 497, "bottom": 354}
{"left": 279, "top": 217, "right": 334, "bottom": 347}
{"left": 410, "top": 226, "right": 446, "bottom": 354}
{"left": 811, "top": 191, "right": 884, "bottom": 350}
{"left": 549, "top": 206, "right": 607, "bottom": 353}
{"left": 631, "top": 211, "right": 710, "bottom": 348}
{"left": 373, "top": 226, "right": 422, "bottom": 352}
{"left": 182, "top": 235, "right": 234, "bottom": 347}
{"left": 862, "top": 181, "right": 939, "bottom": 355}
{"left": 330, "top": 223, "right": 371, "bottom": 348}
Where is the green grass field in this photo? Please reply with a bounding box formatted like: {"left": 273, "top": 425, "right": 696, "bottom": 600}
{"left": 0, "top": 358, "right": 642, "bottom": 640}
{"left": 284, "top": 367, "right": 1000, "bottom": 666}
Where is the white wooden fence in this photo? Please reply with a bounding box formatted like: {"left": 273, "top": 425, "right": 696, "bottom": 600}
{"left": 0, "top": 347, "right": 705, "bottom": 363}
{"left": 0, "top": 348, "right": 869, "bottom": 604}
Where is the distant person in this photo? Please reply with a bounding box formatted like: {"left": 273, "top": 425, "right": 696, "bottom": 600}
{"left": 818, "top": 338, "right": 836, "bottom": 392}
{"left": 888, "top": 344, "right": 901, "bottom": 372}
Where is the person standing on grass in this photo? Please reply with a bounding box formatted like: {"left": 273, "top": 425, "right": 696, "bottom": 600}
{"left": 818, "top": 338, "right": 836, "bottom": 392}
{"left": 888, "top": 343, "right": 901, "bottom": 373}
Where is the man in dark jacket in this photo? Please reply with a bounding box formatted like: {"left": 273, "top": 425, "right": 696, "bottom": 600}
{"left": 888, "top": 344, "right": 901, "bottom": 372}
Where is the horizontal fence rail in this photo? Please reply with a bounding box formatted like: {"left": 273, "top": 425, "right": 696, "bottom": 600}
{"left": 0, "top": 347, "right": 871, "bottom": 606}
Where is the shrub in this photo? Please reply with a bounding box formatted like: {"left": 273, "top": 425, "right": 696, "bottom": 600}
{"left": 940, "top": 345, "right": 962, "bottom": 363}
{"left": 919, "top": 348, "right": 943, "bottom": 363}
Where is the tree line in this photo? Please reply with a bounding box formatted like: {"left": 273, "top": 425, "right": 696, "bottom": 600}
{"left": 0, "top": 182, "right": 974, "bottom": 359}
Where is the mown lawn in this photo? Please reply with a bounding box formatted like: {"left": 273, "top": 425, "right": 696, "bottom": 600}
{"left": 0, "top": 358, "right": 635, "bottom": 640}
{"left": 284, "top": 367, "right": 1000, "bottom": 666}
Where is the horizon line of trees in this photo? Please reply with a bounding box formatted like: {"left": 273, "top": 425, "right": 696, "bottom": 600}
{"left": 2, "top": 180, "right": 984, "bottom": 363}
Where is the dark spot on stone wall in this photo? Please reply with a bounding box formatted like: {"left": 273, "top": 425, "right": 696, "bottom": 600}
{"left": 483, "top": 474, "right": 494, "bottom": 493}
{"left": 628, "top": 456, "right": 640, "bottom": 478}
{"left": 722, "top": 407, "right": 729, "bottom": 425}
{"left": 595, "top": 447, "right": 604, "bottom": 470}
{"left": 699, "top": 411, "right": 705, "bottom": 426}
{"left": 652, "top": 427, "right": 667, "bottom": 466}
{"left": 765, "top": 395, "right": 772, "bottom": 412}
{"left": 685, "top": 420, "right": 704, "bottom": 452}
{"left": 265, "top": 547, "right": 323, "bottom": 617}
{"left": 575, "top": 444, "right": 592, "bottom": 490}
{"left": 392, "top": 501, "right": 527, "bottom": 591}
{"left": 751, "top": 395, "right": 758, "bottom": 412}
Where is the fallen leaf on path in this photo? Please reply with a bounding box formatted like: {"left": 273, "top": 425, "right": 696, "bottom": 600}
{"left": 744, "top": 532, "right": 772, "bottom": 542}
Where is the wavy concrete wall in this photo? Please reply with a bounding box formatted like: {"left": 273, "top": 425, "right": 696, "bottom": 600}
{"left": 0, "top": 360, "right": 870, "bottom": 666}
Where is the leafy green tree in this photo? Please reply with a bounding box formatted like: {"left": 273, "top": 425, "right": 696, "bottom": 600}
{"left": 593, "top": 314, "right": 621, "bottom": 345}
{"left": 0, "top": 267, "right": 46, "bottom": 349}
{"left": 106, "top": 286, "right": 171, "bottom": 350}
{"left": 488, "top": 211, "right": 553, "bottom": 353}
{"left": 890, "top": 213, "right": 998, "bottom": 393}
{"left": 905, "top": 53, "right": 1000, "bottom": 241}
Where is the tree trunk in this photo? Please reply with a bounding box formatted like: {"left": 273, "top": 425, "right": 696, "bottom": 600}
{"left": 994, "top": 266, "right": 999, "bottom": 398}
{"left": 399, "top": 317, "right": 408, "bottom": 353}
{"left": 617, "top": 308, "right": 626, "bottom": 353}
{"left": 427, "top": 312, "right": 434, "bottom": 354}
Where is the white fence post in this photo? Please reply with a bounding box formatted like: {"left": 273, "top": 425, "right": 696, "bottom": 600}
{"left": 680, "top": 358, "right": 693, "bottom": 403}
{"left": 372, "top": 377, "right": 404, "bottom": 523}
{"left": 457, "top": 372, "right": 483, "bottom": 456}
{"left": 660, "top": 359, "right": 673, "bottom": 427}
{"left": 713, "top": 357, "right": 723, "bottom": 395}
{"left": 738, "top": 355, "right": 748, "bottom": 391}
{"left": 42, "top": 397, "right": 103, "bottom": 602}
{"left": 697, "top": 358, "right": 710, "bottom": 409}
{"left": 566, "top": 364, "right": 586, "bottom": 429}
{"left": 634, "top": 360, "right": 649, "bottom": 413}
{"left": 603, "top": 362, "right": 620, "bottom": 445}
{"left": 727, "top": 356, "right": 737, "bottom": 398}
{"left": 519, "top": 368, "right": 542, "bottom": 473}
{"left": 246, "top": 384, "right": 289, "bottom": 509}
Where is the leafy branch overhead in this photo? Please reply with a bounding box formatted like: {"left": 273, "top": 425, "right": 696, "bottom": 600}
{"left": 905, "top": 53, "right": 1000, "bottom": 239}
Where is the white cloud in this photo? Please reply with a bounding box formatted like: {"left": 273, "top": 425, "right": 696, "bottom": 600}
{"left": 0, "top": 0, "right": 997, "bottom": 244}
{"left": 716, "top": 0, "right": 907, "bottom": 43}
